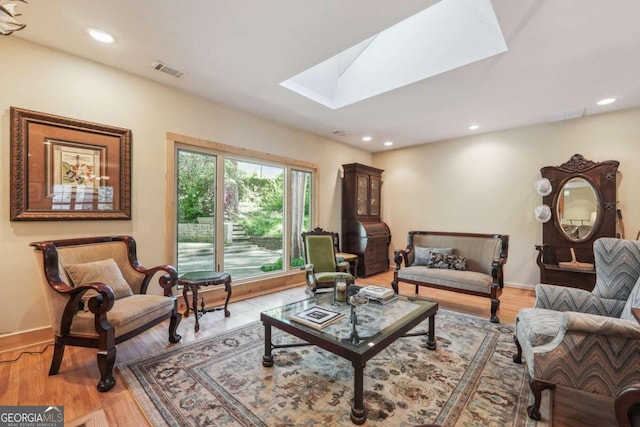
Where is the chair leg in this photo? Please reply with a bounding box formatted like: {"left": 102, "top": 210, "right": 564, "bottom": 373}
{"left": 48, "top": 341, "right": 65, "bottom": 375}
{"left": 490, "top": 297, "right": 500, "bottom": 323}
{"left": 169, "top": 311, "right": 182, "bottom": 343}
{"left": 512, "top": 335, "right": 523, "bottom": 364}
{"left": 96, "top": 346, "right": 117, "bottom": 392}
{"left": 527, "top": 379, "right": 555, "bottom": 420}
{"left": 96, "top": 321, "right": 116, "bottom": 392}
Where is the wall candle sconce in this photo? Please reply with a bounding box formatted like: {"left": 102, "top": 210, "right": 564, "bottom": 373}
{"left": 534, "top": 178, "right": 552, "bottom": 196}
{"left": 534, "top": 178, "right": 552, "bottom": 222}
{"left": 534, "top": 205, "right": 552, "bottom": 223}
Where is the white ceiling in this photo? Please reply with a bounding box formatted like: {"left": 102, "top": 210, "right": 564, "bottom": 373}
{"left": 12, "top": 0, "right": 640, "bottom": 152}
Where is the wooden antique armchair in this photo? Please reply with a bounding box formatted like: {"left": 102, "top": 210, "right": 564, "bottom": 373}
{"left": 31, "top": 236, "right": 182, "bottom": 392}
{"left": 302, "top": 228, "right": 354, "bottom": 295}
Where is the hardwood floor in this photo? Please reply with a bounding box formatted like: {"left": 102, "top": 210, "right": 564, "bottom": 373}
{"left": 0, "top": 271, "right": 615, "bottom": 426}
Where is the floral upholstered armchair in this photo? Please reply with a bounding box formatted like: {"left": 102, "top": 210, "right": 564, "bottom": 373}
{"left": 31, "top": 236, "right": 182, "bottom": 392}
{"left": 513, "top": 237, "right": 640, "bottom": 420}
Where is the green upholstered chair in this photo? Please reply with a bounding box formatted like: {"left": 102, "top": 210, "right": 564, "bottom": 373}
{"left": 302, "top": 228, "right": 354, "bottom": 295}
{"left": 30, "top": 236, "right": 182, "bottom": 392}
{"left": 513, "top": 237, "right": 640, "bottom": 420}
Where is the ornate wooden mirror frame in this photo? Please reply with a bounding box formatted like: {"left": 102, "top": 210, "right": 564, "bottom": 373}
{"left": 535, "top": 153, "right": 619, "bottom": 290}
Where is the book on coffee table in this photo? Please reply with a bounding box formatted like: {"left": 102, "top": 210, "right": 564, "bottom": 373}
{"left": 290, "top": 306, "right": 345, "bottom": 330}
{"left": 368, "top": 294, "right": 399, "bottom": 305}
{"left": 361, "top": 285, "right": 395, "bottom": 300}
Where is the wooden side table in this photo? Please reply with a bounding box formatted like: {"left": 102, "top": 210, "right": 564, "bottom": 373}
{"left": 337, "top": 252, "right": 359, "bottom": 278}
{"left": 179, "top": 271, "right": 232, "bottom": 332}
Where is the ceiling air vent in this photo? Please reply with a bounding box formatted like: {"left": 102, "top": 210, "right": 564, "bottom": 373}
{"left": 151, "top": 61, "right": 184, "bottom": 79}
{"left": 548, "top": 108, "right": 584, "bottom": 122}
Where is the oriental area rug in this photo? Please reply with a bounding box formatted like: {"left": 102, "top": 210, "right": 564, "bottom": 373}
{"left": 119, "top": 310, "right": 537, "bottom": 426}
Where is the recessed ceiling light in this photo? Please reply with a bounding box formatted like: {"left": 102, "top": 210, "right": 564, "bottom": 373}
{"left": 468, "top": 124, "right": 480, "bottom": 130}
{"left": 384, "top": 141, "right": 393, "bottom": 146}
{"left": 362, "top": 136, "right": 372, "bottom": 142}
{"left": 596, "top": 97, "right": 616, "bottom": 106}
{"left": 88, "top": 28, "right": 115, "bottom": 44}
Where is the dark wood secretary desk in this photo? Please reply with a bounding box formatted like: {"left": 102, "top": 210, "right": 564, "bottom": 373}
{"left": 342, "top": 163, "right": 391, "bottom": 277}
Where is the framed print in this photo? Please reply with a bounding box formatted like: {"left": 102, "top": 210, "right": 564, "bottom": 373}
{"left": 10, "top": 107, "right": 132, "bottom": 220}
{"left": 46, "top": 140, "right": 105, "bottom": 196}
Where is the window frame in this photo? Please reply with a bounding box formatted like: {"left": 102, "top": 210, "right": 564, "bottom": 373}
{"left": 166, "top": 132, "right": 319, "bottom": 285}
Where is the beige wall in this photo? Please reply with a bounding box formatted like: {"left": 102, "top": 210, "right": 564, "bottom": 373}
{"left": 2, "top": 37, "right": 638, "bottom": 336}
{"left": 373, "top": 109, "right": 639, "bottom": 287}
{"left": 0, "top": 37, "right": 371, "bottom": 334}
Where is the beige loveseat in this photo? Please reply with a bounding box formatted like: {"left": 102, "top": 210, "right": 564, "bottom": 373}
{"left": 392, "top": 231, "right": 509, "bottom": 323}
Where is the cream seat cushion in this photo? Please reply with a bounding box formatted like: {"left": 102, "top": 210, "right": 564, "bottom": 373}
{"left": 398, "top": 265, "right": 492, "bottom": 294}
{"left": 70, "top": 294, "right": 175, "bottom": 338}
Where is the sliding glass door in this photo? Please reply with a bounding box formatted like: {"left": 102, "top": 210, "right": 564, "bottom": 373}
{"left": 223, "top": 158, "right": 284, "bottom": 278}
{"left": 174, "top": 144, "right": 314, "bottom": 281}
{"left": 176, "top": 149, "right": 217, "bottom": 274}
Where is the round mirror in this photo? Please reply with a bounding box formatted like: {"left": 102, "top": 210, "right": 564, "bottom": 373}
{"left": 556, "top": 177, "right": 599, "bottom": 241}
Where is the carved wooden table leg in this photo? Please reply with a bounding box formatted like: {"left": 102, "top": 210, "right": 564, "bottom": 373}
{"left": 178, "top": 272, "right": 232, "bottom": 333}
{"left": 182, "top": 285, "right": 190, "bottom": 317}
{"left": 427, "top": 313, "right": 437, "bottom": 350}
{"left": 351, "top": 361, "right": 367, "bottom": 425}
{"left": 262, "top": 323, "right": 274, "bottom": 367}
{"left": 223, "top": 275, "right": 232, "bottom": 317}
{"left": 192, "top": 284, "right": 201, "bottom": 333}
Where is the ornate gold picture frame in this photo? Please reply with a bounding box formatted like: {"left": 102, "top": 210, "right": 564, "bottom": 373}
{"left": 10, "top": 107, "right": 132, "bottom": 220}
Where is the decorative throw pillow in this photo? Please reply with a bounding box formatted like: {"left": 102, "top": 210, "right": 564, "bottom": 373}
{"left": 413, "top": 247, "right": 453, "bottom": 266}
{"left": 427, "top": 252, "right": 466, "bottom": 271}
{"left": 65, "top": 258, "right": 133, "bottom": 310}
{"left": 621, "top": 276, "right": 640, "bottom": 321}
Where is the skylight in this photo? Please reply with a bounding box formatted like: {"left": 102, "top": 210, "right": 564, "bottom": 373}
{"left": 280, "top": 0, "right": 508, "bottom": 109}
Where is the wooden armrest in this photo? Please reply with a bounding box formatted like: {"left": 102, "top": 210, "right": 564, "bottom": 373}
{"left": 393, "top": 248, "right": 410, "bottom": 268}
{"left": 59, "top": 282, "right": 115, "bottom": 336}
{"left": 136, "top": 264, "right": 178, "bottom": 295}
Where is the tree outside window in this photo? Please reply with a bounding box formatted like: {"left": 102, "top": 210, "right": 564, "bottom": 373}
{"left": 176, "top": 151, "right": 312, "bottom": 280}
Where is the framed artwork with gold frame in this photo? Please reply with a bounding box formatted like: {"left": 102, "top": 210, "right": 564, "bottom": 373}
{"left": 10, "top": 107, "right": 132, "bottom": 220}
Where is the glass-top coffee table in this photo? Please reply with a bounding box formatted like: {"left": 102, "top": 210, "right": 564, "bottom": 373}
{"left": 260, "top": 293, "right": 438, "bottom": 424}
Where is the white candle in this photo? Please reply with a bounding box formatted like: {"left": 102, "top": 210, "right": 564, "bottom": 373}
{"left": 336, "top": 281, "right": 347, "bottom": 302}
